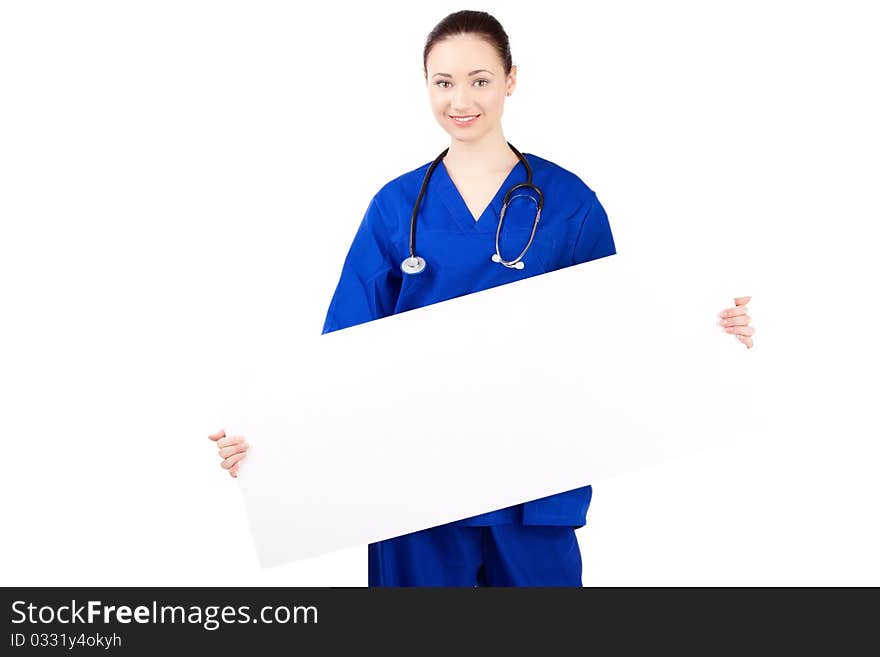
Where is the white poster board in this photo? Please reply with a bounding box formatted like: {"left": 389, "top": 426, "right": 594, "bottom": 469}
{"left": 223, "top": 256, "right": 750, "bottom": 567}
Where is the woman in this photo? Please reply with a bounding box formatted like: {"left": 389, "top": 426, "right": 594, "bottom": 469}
{"left": 209, "top": 10, "right": 755, "bottom": 586}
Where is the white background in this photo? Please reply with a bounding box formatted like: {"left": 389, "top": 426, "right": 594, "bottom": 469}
{"left": 1, "top": 0, "right": 877, "bottom": 585}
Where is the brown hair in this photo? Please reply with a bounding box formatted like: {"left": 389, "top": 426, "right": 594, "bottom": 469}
{"left": 422, "top": 10, "right": 513, "bottom": 78}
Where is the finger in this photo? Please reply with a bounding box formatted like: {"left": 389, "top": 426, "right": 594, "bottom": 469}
{"left": 720, "top": 306, "right": 749, "bottom": 318}
{"left": 719, "top": 314, "right": 751, "bottom": 327}
{"left": 230, "top": 462, "right": 240, "bottom": 478}
{"left": 208, "top": 429, "right": 226, "bottom": 441}
{"left": 219, "top": 442, "right": 249, "bottom": 458}
{"left": 221, "top": 451, "right": 247, "bottom": 470}
{"left": 724, "top": 325, "right": 755, "bottom": 337}
{"left": 216, "top": 435, "right": 245, "bottom": 449}
{"left": 735, "top": 296, "right": 752, "bottom": 305}
{"left": 737, "top": 334, "right": 754, "bottom": 349}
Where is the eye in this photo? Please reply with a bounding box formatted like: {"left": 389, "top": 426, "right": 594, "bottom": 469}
{"left": 434, "top": 79, "right": 491, "bottom": 88}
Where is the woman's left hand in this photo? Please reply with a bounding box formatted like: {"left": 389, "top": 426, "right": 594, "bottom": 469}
{"left": 718, "top": 295, "right": 755, "bottom": 349}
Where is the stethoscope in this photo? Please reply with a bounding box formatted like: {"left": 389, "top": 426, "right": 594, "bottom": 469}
{"left": 400, "top": 142, "right": 544, "bottom": 275}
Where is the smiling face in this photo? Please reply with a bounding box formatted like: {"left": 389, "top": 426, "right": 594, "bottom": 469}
{"left": 425, "top": 33, "right": 516, "bottom": 143}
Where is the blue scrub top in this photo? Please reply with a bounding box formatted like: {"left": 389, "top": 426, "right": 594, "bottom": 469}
{"left": 322, "top": 153, "right": 616, "bottom": 528}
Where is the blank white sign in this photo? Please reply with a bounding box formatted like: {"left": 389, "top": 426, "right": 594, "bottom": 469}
{"left": 223, "top": 255, "right": 754, "bottom": 568}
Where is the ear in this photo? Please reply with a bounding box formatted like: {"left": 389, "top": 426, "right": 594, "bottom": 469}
{"left": 506, "top": 65, "right": 517, "bottom": 96}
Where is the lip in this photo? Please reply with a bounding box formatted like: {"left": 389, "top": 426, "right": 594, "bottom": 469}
{"left": 450, "top": 114, "right": 480, "bottom": 126}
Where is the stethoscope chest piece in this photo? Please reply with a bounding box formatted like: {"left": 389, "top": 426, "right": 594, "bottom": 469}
{"left": 401, "top": 256, "right": 426, "bottom": 275}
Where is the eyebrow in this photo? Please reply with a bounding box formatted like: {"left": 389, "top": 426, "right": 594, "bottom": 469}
{"left": 432, "top": 69, "right": 494, "bottom": 78}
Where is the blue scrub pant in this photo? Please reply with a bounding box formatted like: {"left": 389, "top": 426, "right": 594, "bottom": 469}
{"left": 368, "top": 523, "right": 582, "bottom": 587}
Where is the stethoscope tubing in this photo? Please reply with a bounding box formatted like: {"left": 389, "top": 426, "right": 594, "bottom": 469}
{"left": 402, "top": 141, "right": 543, "bottom": 275}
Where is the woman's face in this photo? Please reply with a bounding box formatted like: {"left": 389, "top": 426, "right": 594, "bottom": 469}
{"left": 425, "top": 34, "right": 516, "bottom": 143}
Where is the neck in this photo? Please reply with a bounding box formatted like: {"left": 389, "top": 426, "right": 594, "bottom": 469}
{"left": 443, "top": 126, "right": 518, "bottom": 175}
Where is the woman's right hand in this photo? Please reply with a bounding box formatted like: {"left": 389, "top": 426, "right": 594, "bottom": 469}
{"left": 208, "top": 429, "right": 249, "bottom": 478}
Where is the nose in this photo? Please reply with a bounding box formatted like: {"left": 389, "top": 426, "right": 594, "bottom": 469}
{"left": 452, "top": 84, "right": 473, "bottom": 111}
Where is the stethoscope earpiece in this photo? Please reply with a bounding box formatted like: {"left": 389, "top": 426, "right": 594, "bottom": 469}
{"left": 491, "top": 254, "right": 525, "bottom": 269}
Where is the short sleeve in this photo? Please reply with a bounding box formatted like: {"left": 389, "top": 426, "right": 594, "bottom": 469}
{"left": 321, "top": 195, "right": 402, "bottom": 334}
{"left": 571, "top": 191, "right": 617, "bottom": 265}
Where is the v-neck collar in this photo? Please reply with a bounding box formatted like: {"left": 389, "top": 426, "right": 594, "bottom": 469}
{"left": 435, "top": 154, "right": 528, "bottom": 234}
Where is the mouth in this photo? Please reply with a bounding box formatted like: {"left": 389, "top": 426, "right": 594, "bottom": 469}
{"left": 450, "top": 114, "right": 480, "bottom": 126}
